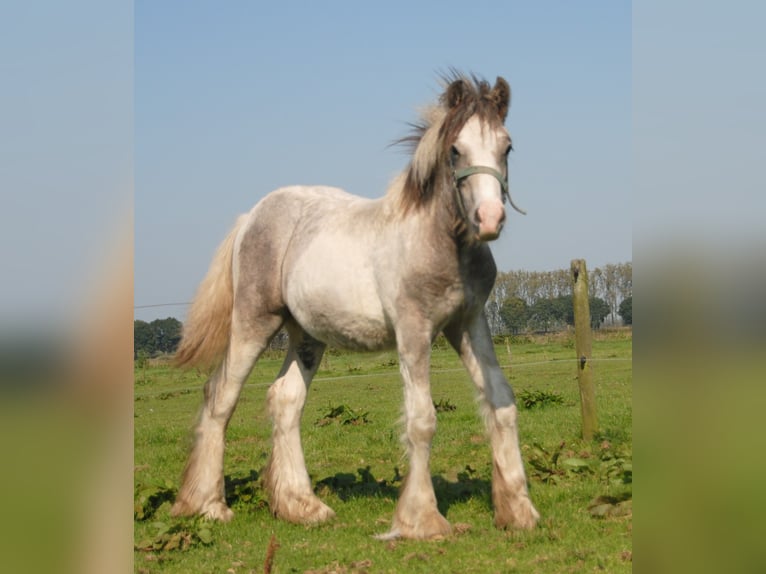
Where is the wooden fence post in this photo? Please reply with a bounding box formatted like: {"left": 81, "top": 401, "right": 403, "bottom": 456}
{"left": 571, "top": 259, "right": 598, "bottom": 440}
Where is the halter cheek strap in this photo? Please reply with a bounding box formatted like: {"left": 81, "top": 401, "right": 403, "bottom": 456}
{"left": 452, "top": 165, "right": 527, "bottom": 216}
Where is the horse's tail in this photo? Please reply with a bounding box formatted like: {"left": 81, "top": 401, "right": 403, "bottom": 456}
{"left": 174, "top": 215, "right": 248, "bottom": 369}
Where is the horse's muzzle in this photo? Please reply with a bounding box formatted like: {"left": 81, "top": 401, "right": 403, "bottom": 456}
{"left": 476, "top": 200, "right": 506, "bottom": 241}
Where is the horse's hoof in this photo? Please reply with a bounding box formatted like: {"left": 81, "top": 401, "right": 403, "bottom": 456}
{"left": 390, "top": 509, "right": 452, "bottom": 540}
{"left": 494, "top": 496, "right": 539, "bottom": 530}
{"left": 170, "top": 498, "right": 234, "bottom": 522}
{"left": 202, "top": 501, "right": 235, "bottom": 522}
{"left": 170, "top": 499, "right": 194, "bottom": 518}
{"left": 299, "top": 499, "right": 336, "bottom": 524}
{"left": 273, "top": 494, "right": 336, "bottom": 525}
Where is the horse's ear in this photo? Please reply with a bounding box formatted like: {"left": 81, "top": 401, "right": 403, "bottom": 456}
{"left": 491, "top": 77, "right": 511, "bottom": 120}
{"left": 445, "top": 78, "right": 469, "bottom": 109}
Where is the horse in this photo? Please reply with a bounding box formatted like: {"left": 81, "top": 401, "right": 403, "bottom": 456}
{"left": 170, "top": 72, "right": 540, "bottom": 540}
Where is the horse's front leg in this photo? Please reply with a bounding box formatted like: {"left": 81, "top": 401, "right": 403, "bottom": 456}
{"left": 445, "top": 315, "right": 539, "bottom": 530}
{"left": 385, "top": 331, "right": 451, "bottom": 540}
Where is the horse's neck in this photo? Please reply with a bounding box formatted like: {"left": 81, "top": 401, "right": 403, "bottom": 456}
{"left": 383, "top": 170, "right": 460, "bottom": 234}
{"left": 383, "top": 184, "right": 490, "bottom": 270}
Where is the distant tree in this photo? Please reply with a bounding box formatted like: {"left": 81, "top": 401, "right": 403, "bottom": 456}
{"left": 151, "top": 317, "right": 183, "bottom": 355}
{"left": 499, "top": 297, "right": 529, "bottom": 334}
{"left": 529, "top": 298, "right": 567, "bottom": 332}
{"left": 617, "top": 263, "right": 633, "bottom": 306}
{"left": 555, "top": 295, "right": 574, "bottom": 326}
{"left": 484, "top": 298, "right": 504, "bottom": 337}
{"left": 134, "top": 320, "right": 155, "bottom": 358}
{"left": 134, "top": 317, "right": 183, "bottom": 358}
{"left": 546, "top": 295, "right": 609, "bottom": 329}
{"left": 619, "top": 296, "right": 632, "bottom": 325}
{"left": 589, "top": 297, "right": 611, "bottom": 329}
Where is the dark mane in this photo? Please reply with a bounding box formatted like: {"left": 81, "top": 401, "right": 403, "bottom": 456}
{"left": 392, "top": 71, "right": 510, "bottom": 218}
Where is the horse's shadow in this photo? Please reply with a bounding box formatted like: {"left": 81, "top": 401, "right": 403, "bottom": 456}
{"left": 315, "top": 465, "right": 400, "bottom": 501}
{"left": 432, "top": 471, "right": 492, "bottom": 516}
{"left": 224, "top": 466, "right": 492, "bottom": 518}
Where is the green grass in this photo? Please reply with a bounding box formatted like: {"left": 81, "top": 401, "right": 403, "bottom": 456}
{"left": 135, "top": 330, "right": 632, "bottom": 573}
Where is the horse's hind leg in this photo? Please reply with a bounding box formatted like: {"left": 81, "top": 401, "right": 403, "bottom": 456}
{"left": 264, "top": 323, "right": 334, "bottom": 524}
{"left": 171, "top": 314, "right": 282, "bottom": 521}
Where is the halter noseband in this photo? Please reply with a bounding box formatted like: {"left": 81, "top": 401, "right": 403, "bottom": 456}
{"left": 451, "top": 163, "right": 527, "bottom": 219}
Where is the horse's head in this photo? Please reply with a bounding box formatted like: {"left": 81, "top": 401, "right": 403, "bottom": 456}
{"left": 442, "top": 75, "right": 523, "bottom": 242}
{"left": 395, "top": 73, "right": 525, "bottom": 240}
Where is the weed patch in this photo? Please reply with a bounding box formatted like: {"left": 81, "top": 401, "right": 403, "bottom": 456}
{"left": 518, "top": 388, "right": 565, "bottom": 409}
{"left": 316, "top": 403, "right": 370, "bottom": 426}
{"left": 527, "top": 438, "right": 633, "bottom": 513}
{"left": 597, "top": 441, "right": 633, "bottom": 486}
{"left": 433, "top": 398, "right": 457, "bottom": 413}
{"left": 134, "top": 517, "right": 213, "bottom": 553}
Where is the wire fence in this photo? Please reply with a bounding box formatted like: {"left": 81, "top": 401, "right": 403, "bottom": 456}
{"left": 134, "top": 302, "right": 191, "bottom": 310}
{"left": 133, "top": 356, "right": 632, "bottom": 399}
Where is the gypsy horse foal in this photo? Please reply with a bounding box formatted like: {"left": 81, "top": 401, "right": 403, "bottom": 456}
{"left": 171, "top": 73, "right": 539, "bottom": 539}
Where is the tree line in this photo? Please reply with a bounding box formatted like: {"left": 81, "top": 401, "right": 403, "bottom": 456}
{"left": 134, "top": 317, "right": 182, "bottom": 359}
{"left": 134, "top": 262, "right": 632, "bottom": 357}
{"left": 485, "top": 262, "right": 632, "bottom": 335}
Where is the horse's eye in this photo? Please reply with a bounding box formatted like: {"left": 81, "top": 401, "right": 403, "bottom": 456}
{"left": 450, "top": 145, "right": 460, "bottom": 161}
{"left": 504, "top": 143, "right": 513, "bottom": 156}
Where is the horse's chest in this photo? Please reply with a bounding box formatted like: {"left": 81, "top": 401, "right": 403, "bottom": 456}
{"left": 404, "top": 277, "right": 471, "bottom": 326}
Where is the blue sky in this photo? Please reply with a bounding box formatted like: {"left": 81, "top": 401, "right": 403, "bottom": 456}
{"left": 9, "top": 2, "right": 761, "bottom": 328}
{"left": 0, "top": 1, "right": 133, "bottom": 327}
{"left": 134, "top": 1, "right": 631, "bottom": 321}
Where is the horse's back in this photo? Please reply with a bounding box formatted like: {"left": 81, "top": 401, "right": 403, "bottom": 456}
{"left": 262, "top": 185, "right": 367, "bottom": 213}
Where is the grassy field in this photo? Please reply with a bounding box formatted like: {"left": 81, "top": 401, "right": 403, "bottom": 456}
{"left": 134, "top": 330, "right": 632, "bottom": 573}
